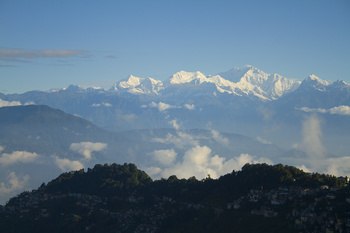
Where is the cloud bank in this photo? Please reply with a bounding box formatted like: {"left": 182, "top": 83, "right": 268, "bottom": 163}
{"left": 148, "top": 145, "right": 272, "bottom": 180}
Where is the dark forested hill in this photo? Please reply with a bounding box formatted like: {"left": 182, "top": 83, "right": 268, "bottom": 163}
{"left": 1, "top": 163, "right": 349, "bottom": 233}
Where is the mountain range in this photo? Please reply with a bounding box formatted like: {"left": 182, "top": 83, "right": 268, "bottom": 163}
{"left": 0, "top": 65, "right": 349, "bottom": 204}
{"left": 1, "top": 65, "right": 349, "bottom": 147}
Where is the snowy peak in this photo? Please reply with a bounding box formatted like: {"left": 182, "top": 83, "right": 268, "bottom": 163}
{"left": 50, "top": 85, "right": 105, "bottom": 93}
{"left": 304, "top": 74, "right": 331, "bottom": 85}
{"left": 217, "top": 65, "right": 300, "bottom": 100}
{"left": 118, "top": 75, "right": 144, "bottom": 89}
{"left": 63, "top": 65, "right": 348, "bottom": 102}
{"left": 110, "top": 75, "right": 163, "bottom": 95}
{"left": 217, "top": 65, "right": 253, "bottom": 83}
{"left": 106, "top": 65, "right": 303, "bottom": 100}
{"left": 299, "top": 75, "right": 332, "bottom": 91}
{"left": 164, "top": 71, "right": 208, "bottom": 86}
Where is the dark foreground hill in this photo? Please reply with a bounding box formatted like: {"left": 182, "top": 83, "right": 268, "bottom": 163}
{"left": 1, "top": 163, "right": 349, "bottom": 233}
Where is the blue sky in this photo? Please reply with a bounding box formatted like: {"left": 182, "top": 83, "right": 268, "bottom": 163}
{"left": 1, "top": 0, "right": 349, "bottom": 94}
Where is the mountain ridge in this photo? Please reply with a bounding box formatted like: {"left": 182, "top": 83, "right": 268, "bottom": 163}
{"left": 21, "top": 65, "right": 310, "bottom": 101}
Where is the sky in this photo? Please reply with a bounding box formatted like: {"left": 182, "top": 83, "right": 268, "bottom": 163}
{"left": 0, "top": 0, "right": 349, "bottom": 94}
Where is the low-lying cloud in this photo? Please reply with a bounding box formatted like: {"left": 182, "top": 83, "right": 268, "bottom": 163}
{"left": 211, "top": 130, "right": 229, "bottom": 146}
{"left": 0, "top": 150, "right": 39, "bottom": 166}
{"left": 0, "top": 99, "right": 22, "bottom": 107}
{"left": 91, "top": 102, "right": 112, "bottom": 107}
{"left": 0, "top": 172, "right": 29, "bottom": 196}
{"left": 149, "top": 149, "right": 177, "bottom": 166}
{"left": 148, "top": 145, "right": 272, "bottom": 180}
{"left": 256, "top": 136, "right": 272, "bottom": 145}
{"left": 294, "top": 114, "right": 350, "bottom": 177}
{"left": 54, "top": 156, "right": 84, "bottom": 172}
{"left": 142, "top": 102, "right": 196, "bottom": 112}
{"left": 184, "top": 104, "right": 195, "bottom": 110}
{"left": 168, "top": 119, "right": 181, "bottom": 130}
{"left": 300, "top": 114, "right": 326, "bottom": 167}
{"left": 69, "top": 142, "right": 107, "bottom": 160}
{"left": 141, "top": 102, "right": 177, "bottom": 112}
{"left": 152, "top": 131, "right": 199, "bottom": 149}
{"left": 0, "top": 99, "right": 35, "bottom": 107}
{"left": 298, "top": 105, "right": 350, "bottom": 116}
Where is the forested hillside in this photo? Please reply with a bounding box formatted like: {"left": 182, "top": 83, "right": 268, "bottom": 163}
{"left": 1, "top": 163, "right": 349, "bottom": 233}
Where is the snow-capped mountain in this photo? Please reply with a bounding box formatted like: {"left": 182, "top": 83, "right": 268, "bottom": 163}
{"left": 297, "top": 74, "right": 332, "bottom": 92}
{"left": 107, "top": 65, "right": 301, "bottom": 101}
{"left": 50, "top": 84, "right": 106, "bottom": 94}
{"left": 44, "top": 65, "right": 301, "bottom": 101}
{"left": 110, "top": 75, "right": 164, "bottom": 95}
{"left": 1, "top": 65, "right": 349, "bottom": 140}
{"left": 276, "top": 74, "right": 350, "bottom": 108}
{"left": 217, "top": 65, "right": 301, "bottom": 100}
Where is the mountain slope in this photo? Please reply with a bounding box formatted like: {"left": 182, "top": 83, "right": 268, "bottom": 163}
{"left": 276, "top": 75, "right": 350, "bottom": 108}
{"left": 0, "top": 105, "right": 113, "bottom": 154}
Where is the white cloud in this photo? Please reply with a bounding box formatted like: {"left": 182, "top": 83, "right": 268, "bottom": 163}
{"left": 158, "top": 145, "right": 272, "bottom": 180}
{"left": 226, "top": 153, "right": 273, "bottom": 171}
{"left": 256, "top": 136, "right": 272, "bottom": 145}
{"left": 91, "top": 102, "right": 112, "bottom": 107}
{"left": 168, "top": 119, "right": 181, "bottom": 130}
{"left": 0, "top": 99, "right": 22, "bottom": 107}
{"left": 160, "top": 145, "right": 213, "bottom": 179}
{"left": 0, "top": 99, "right": 35, "bottom": 107}
{"left": 69, "top": 142, "right": 107, "bottom": 160}
{"left": 142, "top": 102, "right": 177, "bottom": 112}
{"left": 298, "top": 157, "right": 350, "bottom": 178}
{"left": 54, "top": 156, "right": 84, "bottom": 172}
{"left": 144, "top": 166, "right": 162, "bottom": 176}
{"left": 329, "top": 105, "right": 350, "bottom": 115}
{"left": 150, "top": 149, "right": 177, "bottom": 166}
{"left": 324, "top": 157, "right": 350, "bottom": 177}
{"left": 297, "top": 164, "right": 311, "bottom": 173}
{"left": 211, "top": 130, "right": 229, "bottom": 146}
{"left": 300, "top": 115, "right": 326, "bottom": 167}
{"left": 292, "top": 114, "right": 350, "bottom": 177}
{"left": 0, "top": 151, "right": 38, "bottom": 166}
{"left": 184, "top": 104, "right": 195, "bottom": 110}
{"left": 152, "top": 131, "right": 199, "bottom": 149}
{"left": 0, "top": 172, "right": 29, "bottom": 196}
{"left": 298, "top": 105, "right": 350, "bottom": 116}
